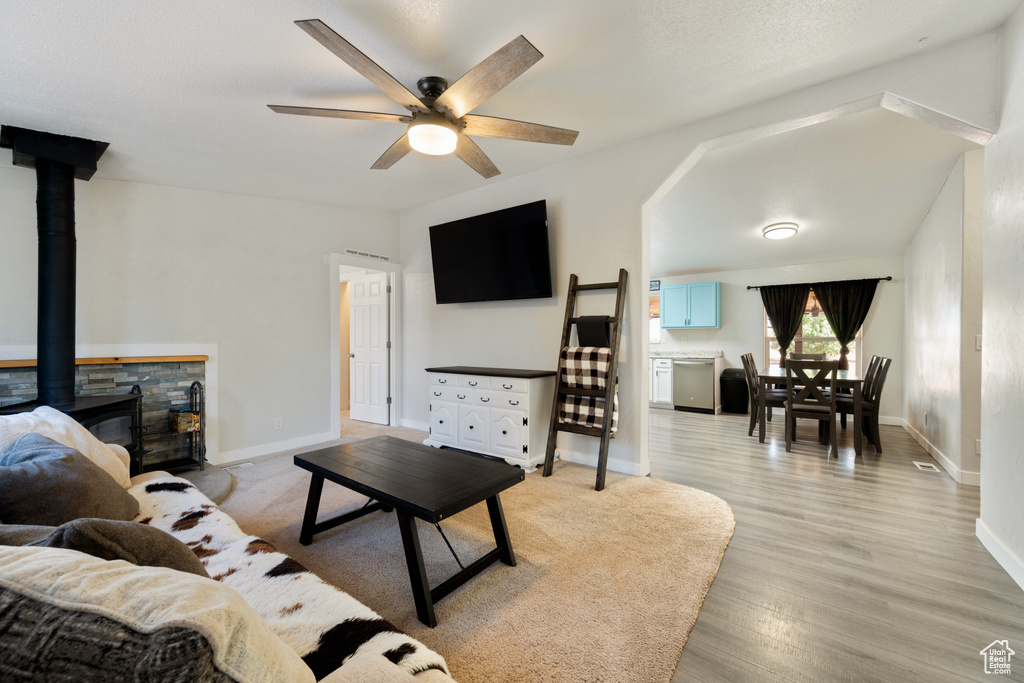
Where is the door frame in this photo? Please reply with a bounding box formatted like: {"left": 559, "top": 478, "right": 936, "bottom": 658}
{"left": 328, "top": 253, "right": 402, "bottom": 437}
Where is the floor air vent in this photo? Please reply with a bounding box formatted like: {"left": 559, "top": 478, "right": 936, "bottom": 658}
{"left": 913, "top": 461, "right": 941, "bottom": 472}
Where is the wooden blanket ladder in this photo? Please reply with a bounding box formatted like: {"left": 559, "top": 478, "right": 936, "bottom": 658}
{"left": 542, "top": 268, "right": 628, "bottom": 491}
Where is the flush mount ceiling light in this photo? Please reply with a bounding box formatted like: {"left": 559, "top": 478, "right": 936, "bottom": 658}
{"left": 762, "top": 222, "right": 799, "bottom": 240}
{"left": 407, "top": 114, "right": 458, "bottom": 155}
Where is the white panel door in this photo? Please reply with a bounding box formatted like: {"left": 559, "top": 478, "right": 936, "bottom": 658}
{"left": 654, "top": 367, "right": 673, "bottom": 403}
{"left": 430, "top": 401, "right": 458, "bottom": 444}
{"left": 491, "top": 409, "right": 525, "bottom": 459}
{"left": 349, "top": 272, "right": 389, "bottom": 424}
{"left": 458, "top": 405, "right": 488, "bottom": 450}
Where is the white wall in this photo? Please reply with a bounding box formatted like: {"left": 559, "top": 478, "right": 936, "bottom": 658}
{"left": 903, "top": 157, "right": 965, "bottom": 474}
{"left": 651, "top": 256, "right": 905, "bottom": 421}
{"left": 0, "top": 166, "right": 399, "bottom": 462}
{"left": 978, "top": 3, "right": 1024, "bottom": 590}
{"left": 399, "top": 32, "right": 999, "bottom": 476}
{"left": 960, "top": 149, "right": 984, "bottom": 482}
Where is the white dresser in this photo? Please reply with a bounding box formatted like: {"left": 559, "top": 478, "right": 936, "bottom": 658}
{"left": 423, "top": 366, "right": 555, "bottom": 471}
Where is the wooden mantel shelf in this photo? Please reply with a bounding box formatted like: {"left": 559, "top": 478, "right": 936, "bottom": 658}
{"left": 0, "top": 356, "right": 209, "bottom": 369}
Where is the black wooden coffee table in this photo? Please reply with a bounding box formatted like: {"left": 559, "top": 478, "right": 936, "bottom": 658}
{"left": 294, "top": 435, "right": 525, "bottom": 627}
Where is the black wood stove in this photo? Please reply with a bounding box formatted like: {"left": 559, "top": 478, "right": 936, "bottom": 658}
{"left": 0, "top": 126, "right": 144, "bottom": 473}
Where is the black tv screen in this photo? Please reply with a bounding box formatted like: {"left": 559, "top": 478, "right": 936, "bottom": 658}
{"left": 429, "top": 200, "right": 552, "bottom": 304}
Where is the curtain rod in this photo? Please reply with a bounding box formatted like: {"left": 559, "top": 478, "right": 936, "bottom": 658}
{"left": 746, "top": 276, "right": 892, "bottom": 290}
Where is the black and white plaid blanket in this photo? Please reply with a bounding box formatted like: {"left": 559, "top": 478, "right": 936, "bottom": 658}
{"left": 558, "top": 346, "right": 618, "bottom": 435}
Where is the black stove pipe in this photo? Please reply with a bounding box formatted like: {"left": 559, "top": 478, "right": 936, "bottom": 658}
{"left": 35, "top": 160, "right": 77, "bottom": 406}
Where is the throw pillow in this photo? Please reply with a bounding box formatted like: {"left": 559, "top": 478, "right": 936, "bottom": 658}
{"left": 0, "top": 545, "right": 316, "bottom": 683}
{"left": 0, "top": 433, "right": 140, "bottom": 525}
{"left": 0, "top": 518, "right": 209, "bottom": 577}
{"left": 0, "top": 405, "right": 131, "bottom": 487}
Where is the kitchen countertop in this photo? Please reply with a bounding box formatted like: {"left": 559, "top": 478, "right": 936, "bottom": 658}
{"left": 649, "top": 350, "right": 724, "bottom": 358}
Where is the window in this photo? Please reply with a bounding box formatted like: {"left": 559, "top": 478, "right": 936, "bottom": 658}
{"left": 764, "top": 291, "right": 862, "bottom": 373}
{"left": 649, "top": 293, "right": 661, "bottom": 343}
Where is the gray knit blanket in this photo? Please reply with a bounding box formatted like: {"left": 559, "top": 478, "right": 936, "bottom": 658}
{"left": 130, "top": 477, "right": 450, "bottom": 681}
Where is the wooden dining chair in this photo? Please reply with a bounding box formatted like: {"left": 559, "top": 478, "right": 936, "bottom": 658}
{"left": 785, "top": 360, "right": 839, "bottom": 454}
{"left": 835, "top": 356, "right": 892, "bottom": 452}
{"left": 741, "top": 353, "right": 787, "bottom": 437}
{"left": 836, "top": 355, "right": 879, "bottom": 430}
{"left": 789, "top": 353, "right": 826, "bottom": 361}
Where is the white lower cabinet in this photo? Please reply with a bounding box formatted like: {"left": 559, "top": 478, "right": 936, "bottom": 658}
{"left": 429, "top": 401, "right": 458, "bottom": 444}
{"left": 490, "top": 409, "right": 525, "bottom": 459}
{"left": 425, "top": 369, "right": 555, "bottom": 471}
{"left": 458, "top": 405, "right": 488, "bottom": 450}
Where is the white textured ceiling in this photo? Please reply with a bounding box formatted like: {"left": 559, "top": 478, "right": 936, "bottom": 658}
{"left": 650, "top": 108, "right": 979, "bottom": 276}
{"left": 0, "top": 0, "right": 1016, "bottom": 210}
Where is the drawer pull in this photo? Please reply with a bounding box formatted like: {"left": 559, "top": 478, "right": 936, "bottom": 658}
{"left": 468, "top": 381, "right": 478, "bottom": 386}
{"left": 439, "top": 420, "right": 444, "bottom": 424}
{"left": 469, "top": 425, "right": 474, "bottom": 430}
{"left": 502, "top": 430, "right": 508, "bottom": 435}
{"left": 438, "top": 379, "right": 447, "bottom": 384}
{"left": 457, "top": 394, "right": 466, "bottom": 399}
{"left": 509, "top": 400, "right": 520, "bottom": 406}
{"left": 433, "top": 392, "right": 441, "bottom": 396}
{"left": 502, "top": 383, "right": 513, "bottom": 389}
{"left": 481, "top": 397, "right": 490, "bottom": 403}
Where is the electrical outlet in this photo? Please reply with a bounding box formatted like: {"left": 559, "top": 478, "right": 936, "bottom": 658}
{"left": 924, "top": 412, "right": 928, "bottom": 426}
{"left": 976, "top": 335, "right": 983, "bottom": 351}
{"left": 273, "top": 417, "right": 283, "bottom": 431}
{"left": 976, "top": 439, "right": 982, "bottom": 456}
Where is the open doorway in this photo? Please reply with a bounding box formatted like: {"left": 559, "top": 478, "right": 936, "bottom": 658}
{"left": 339, "top": 265, "right": 390, "bottom": 426}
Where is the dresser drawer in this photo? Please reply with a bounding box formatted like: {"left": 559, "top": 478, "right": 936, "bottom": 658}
{"left": 429, "top": 386, "right": 471, "bottom": 403}
{"left": 476, "top": 389, "right": 528, "bottom": 411}
{"left": 490, "top": 377, "right": 528, "bottom": 393}
{"left": 429, "top": 372, "right": 458, "bottom": 387}
{"left": 458, "top": 375, "right": 487, "bottom": 389}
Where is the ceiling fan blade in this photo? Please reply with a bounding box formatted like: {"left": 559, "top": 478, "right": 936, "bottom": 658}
{"left": 371, "top": 134, "right": 413, "bottom": 170}
{"left": 462, "top": 115, "right": 578, "bottom": 145}
{"left": 454, "top": 134, "right": 500, "bottom": 179}
{"left": 295, "top": 19, "right": 427, "bottom": 113}
{"left": 434, "top": 36, "right": 542, "bottom": 119}
{"left": 268, "top": 105, "right": 412, "bottom": 123}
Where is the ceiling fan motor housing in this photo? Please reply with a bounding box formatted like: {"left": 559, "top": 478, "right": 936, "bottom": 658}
{"left": 417, "top": 76, "right": 449, "bottom": 101}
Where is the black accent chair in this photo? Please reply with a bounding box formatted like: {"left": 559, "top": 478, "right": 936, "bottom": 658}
{"left": 785, "top": 360, "right": 839, "bottom": 454}
{"left": 741, "top": 353, "right": 787, "bottom": 437}
{"left": 836, "top": 356, "right": 892, "bottom": 453}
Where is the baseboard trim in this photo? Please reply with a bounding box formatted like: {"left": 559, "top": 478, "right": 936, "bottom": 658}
{"left": 977, "top": 518, "right": 1024, "bottom": 592}
{"left": 901, "top": 420, "right": 979, "bottom": 485}
{"left": 554, "top": 449, "right": 650, "bottom": 477}
{"left": 215, "top": 430, "right": 336, "bottom": 467}
{"left": 400, "top": 419, "right": 429, "bottom": 432}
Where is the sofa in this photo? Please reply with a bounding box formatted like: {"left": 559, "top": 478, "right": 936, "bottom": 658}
{"left": 0, "top": 407, "right": 455, "bottom": 683}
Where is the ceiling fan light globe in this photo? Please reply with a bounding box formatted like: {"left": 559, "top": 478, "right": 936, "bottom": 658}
{"left": 408, "top": 122, "right": 457, "bottom": 156}
{"left": 762, "top": 222, "right": 799, "bottom": 240}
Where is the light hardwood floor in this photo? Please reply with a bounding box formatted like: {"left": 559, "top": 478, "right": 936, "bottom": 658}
{"left": 651, "top": 408, "right": 1024, "bottom": 682}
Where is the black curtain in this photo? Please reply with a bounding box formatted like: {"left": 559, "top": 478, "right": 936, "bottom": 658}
{"left": 811, "top": 279, "right": 878, "bottom": 370}
{"left": 760, "top": 284, "right": 810, "bottom": 363}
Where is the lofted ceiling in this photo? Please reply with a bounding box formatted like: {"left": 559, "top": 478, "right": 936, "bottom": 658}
{"left": 0, "top": 0, "right": 1016, "bottom": 210}
{"left": 650, "top": 108, "right": 979, "bottom": 276}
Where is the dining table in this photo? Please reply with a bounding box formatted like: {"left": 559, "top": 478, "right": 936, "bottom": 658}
{"left": 757, "top": 366, "right": 864, "bottom": 455}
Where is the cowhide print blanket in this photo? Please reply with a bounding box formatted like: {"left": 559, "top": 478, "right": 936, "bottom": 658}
{"left": 130, "top": 477, "right": 451, "bottom": 681}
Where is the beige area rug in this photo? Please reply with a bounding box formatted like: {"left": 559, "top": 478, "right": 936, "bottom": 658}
{"left": 220, "top": 455, "right": 735, "bottom": 683}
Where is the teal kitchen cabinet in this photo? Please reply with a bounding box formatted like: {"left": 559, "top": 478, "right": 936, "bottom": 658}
{"left": 660, "top": 281, "right": 720, "bottom": 329}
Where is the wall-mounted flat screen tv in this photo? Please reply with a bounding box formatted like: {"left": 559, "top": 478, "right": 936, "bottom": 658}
{"left": 429, "top": 200, "right": 552, "bottom": 304}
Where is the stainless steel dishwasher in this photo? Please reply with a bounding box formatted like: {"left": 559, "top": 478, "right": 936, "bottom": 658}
{"left": 673, "top": 358, "right": 715, "bottom": 413}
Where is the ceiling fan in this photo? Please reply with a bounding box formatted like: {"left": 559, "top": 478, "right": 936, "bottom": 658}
{"left": 268, "top": 19, "right": 579, "bottom": 179}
